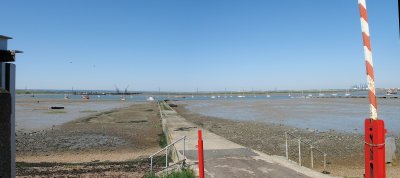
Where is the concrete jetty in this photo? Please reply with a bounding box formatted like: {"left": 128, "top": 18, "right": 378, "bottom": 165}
{"left": 159, "top": 101, "right": 334, "bottom": 178}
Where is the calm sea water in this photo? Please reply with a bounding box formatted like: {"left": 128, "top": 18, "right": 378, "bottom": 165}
{"left": 180, "top": 97, "right": 400, "bottom": 135}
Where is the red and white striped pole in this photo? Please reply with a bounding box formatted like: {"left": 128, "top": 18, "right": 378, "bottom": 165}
{"left": 359, "top": 0, "right": 378, "bottom": 120}
{"left": 358, "top": 0, "right": 386, "bottom": 177}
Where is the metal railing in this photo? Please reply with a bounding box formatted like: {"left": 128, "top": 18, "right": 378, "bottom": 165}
{"left": 285, "top": 132, "right": 328, "bottom": 172}
{"left": 149, "top": 135, "right": 186, "bottom": 172}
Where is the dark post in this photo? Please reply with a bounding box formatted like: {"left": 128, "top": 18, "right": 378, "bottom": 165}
{"left": 0, "top": 35, "right": 21, "bottom": 178}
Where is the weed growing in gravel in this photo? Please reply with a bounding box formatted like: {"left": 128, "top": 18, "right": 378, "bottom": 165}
{"left": 145, "top": 169, "right": 195, "bottom": 178}
{"left": 159, "top": 132, "right": 167, "bottom": 148}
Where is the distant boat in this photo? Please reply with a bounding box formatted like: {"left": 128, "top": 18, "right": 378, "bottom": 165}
{"left": 318, "top": 90, "right": 324, "bottom": 97}
{"left": 211, "top": 96, "right": 216, "bottom": 99}
{"left": 308, "top": 94, "right": 312, "bottom": 97}
{"left": 238, "top": 90, "right": 246, "bottom": 98}
{"left": 120, "top": 96, "right": 126, "bottom": 101}
{"left": 82, "top": 95, "right": 90, "bottom": 100}
{"left": 147, "top": 96, "right": 155, "bottom": 101}
{"left": 331, "top": 93, "right": 338, "bottom": 97}
{"left": 266, "top": 91, "right": 271, "bottom": 98}
{"left": 64, "top": 94, "right": 69, "bottom": 100}
{"left": 386, "top": 88, "right": 398, "bottom": 95}
{"left": 345, "top": 89, "right": 351, "bottom": 97}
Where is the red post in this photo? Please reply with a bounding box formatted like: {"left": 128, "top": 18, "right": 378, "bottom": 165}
{"left": 364, "top": 119, "right": 386, "bottom": 178}
{"left": 198, "top": 130, "right": 205, "bottom": 178}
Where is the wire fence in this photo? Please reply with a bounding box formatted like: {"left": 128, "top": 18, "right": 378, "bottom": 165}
{"left": 285, "top": 132, "right": 329, "bottom": 174}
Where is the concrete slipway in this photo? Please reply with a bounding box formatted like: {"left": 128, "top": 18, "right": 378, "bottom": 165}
{"left": 159, "top": 102, "right": 336, "bottom": 178}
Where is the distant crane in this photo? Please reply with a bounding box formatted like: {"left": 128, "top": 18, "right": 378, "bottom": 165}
{"left": 114, "top": 85, "right": 120, "bottom": 94}
{"left": 124, "top": 85, "right": 129, "bottom": 94}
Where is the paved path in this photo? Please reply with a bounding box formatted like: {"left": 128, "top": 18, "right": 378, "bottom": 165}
{"left": 160, "top": 102, "right": 334, "bottom": 178}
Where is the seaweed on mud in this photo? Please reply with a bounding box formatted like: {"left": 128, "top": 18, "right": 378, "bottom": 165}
{"left": 17, "top": 156, "right": 167, "bottom": 176}
{"left": 116, "top": 120, "right": 148, "bottom": 124}
{"left": 173, "top": 126, "right": 197, "bottom": 131}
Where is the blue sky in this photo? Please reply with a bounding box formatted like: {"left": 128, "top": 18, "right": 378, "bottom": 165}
{"left": 3, "top": 0, "right": 399, "bottom": 91}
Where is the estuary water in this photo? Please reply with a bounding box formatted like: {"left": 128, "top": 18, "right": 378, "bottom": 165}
{"left": 180, "top": 98, "right": 400, "bottom": 135}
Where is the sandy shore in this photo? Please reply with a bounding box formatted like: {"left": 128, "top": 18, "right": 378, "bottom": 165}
{"left": 16, "top": 101, "right": 164, "bottom": 177}
{"left": 173, "top": 102, "right": 400, "bottom": 178}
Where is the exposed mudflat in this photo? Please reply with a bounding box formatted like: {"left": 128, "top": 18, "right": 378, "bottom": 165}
{"left": 16, "top": 101, "right": 164, "bottom": 177}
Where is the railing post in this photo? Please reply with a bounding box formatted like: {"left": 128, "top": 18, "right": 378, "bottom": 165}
{"left": 323, "top": 153, "right": 327, "bottom": 172}
{"left": 285, "top": 132, "right": 289, "bottom": 160}
{"left": 310, "top": 145, "right": 314, "bottom": 168}
{"left": 150, "top": 156, "right": 153, "bottom": 172}
{"left": 166, "top": 147, "right": 169, "bottom": 168}
{"left": 298, "top": 137, "right": 301, "bottom": 166}
{"left": 183, "top": 136, "right": 186, "bottom": 159}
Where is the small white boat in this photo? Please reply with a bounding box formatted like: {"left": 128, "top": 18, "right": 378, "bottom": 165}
{"left": 331, "top": 93, "right": 338, "bottom": 97}
{"left": 345, "top": 89, "right": 351, "bottom": 97}
{"left": 266, "top": 95, "right": 271, "bottom": 98}
{"left": 211, "top": 96, "right": 216, "bottom": 99}
{"left": 386, "top": 88, "right": 398, "bottom": 95}
{"left": 237, "top": 95, "right": 245, "bottom": 98}
{"left": 64, "top": 94, "right": 69, "bottom": 100}
{"left": 120, "top": 96, "right": 126, "bottom": 101}
{"left": 82, "top": 95, "right": 90, "bottom": 100}
{"left": 308, "top": 94, "right": 312, "bottom": 97}
{"left": 147, "top": 96, "right": 155, "bottom": 101}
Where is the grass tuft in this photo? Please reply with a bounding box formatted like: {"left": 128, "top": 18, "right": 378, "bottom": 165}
{"left": 158, "top": 132, "right": 168, "bottom": 148}
{"left": 145, "top": 169, "right": 195, "bottom": 178}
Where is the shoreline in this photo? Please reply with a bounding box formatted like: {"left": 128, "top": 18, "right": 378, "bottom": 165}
{"left": 173, "top": 102, "right": 400, "bottom": 177}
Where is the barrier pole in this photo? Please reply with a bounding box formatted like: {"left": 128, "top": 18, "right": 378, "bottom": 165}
{"left": 198, "top": 130, "right": 205, "bottom": 178}
{"left": 357, "top": 1, "right": 386, "bottom": 177}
